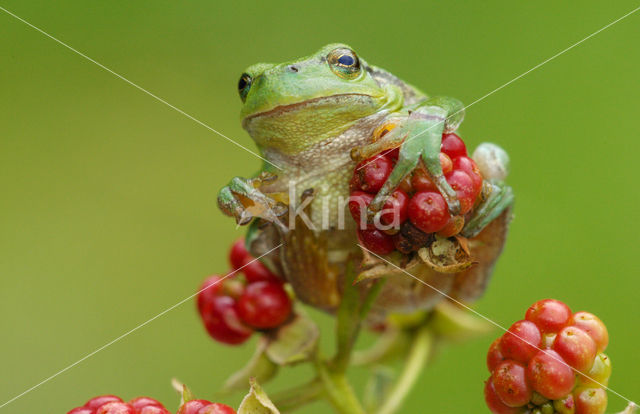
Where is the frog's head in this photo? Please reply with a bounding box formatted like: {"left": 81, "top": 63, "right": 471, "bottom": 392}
{"left": 238, "top": 44, "right": 402, "bottom": 156}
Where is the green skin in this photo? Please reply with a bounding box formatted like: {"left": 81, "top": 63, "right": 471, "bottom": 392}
{"left": 218, "top": 43, "right": 512, "bottom": 245}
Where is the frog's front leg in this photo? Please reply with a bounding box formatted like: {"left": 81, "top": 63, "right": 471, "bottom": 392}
{"left": 359, "top": 96, "right": 466, "bottom": 217}
{"left": 217, "top": 174, "right": 286, "bottom": 226}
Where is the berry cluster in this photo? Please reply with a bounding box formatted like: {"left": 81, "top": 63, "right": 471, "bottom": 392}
{"left": 349, "top": 130, "right": 484, "bottom": 255}
{"left": 485, "top": 299, "right": 611, "bottom": 414}
{"left": 67, "top": 395, "right": 171, "bottom": 414}
{"left": 176, "top": 399, "right": 235, "bottom": 414}
{"left": 197, "top": 239, "right": 292, "bottom": 345}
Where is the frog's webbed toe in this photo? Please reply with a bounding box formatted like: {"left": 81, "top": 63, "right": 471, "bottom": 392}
{"left": 217, "top": 175, "right": 286, "bottom": 226}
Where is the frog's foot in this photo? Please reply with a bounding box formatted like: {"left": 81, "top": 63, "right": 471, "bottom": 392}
{"left": 461, "top": 181, "right": 514, "bottom": 238}
{"left": 429, "top": 170, "right": 461, "bottom": 216}
{"left": 217, "top": 176, "right": 286, "bottom": 226}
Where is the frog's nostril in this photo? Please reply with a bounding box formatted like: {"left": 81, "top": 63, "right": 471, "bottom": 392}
{"left": 287, "top": 65, "right": 299, "bottom": 73}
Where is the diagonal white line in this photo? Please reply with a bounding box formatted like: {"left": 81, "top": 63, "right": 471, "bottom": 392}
{"left": 0, "top": 244, "right": 283, "bottom": 409}
{"left": 356, "top": 4, "right": 640, "bottom": 172}
{"left": 358, "top": 244, "right": 638, "bottom": 407}
{"left": 0, "top": 5, "right": 283, "bottom": 172}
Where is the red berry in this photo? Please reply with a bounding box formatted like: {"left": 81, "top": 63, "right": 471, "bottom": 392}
{"left": 407, "top": 191, "right": 450, "bottom": 233}
{"left": 354, "top": 154, "right": 393, "bottom": 192}
{"left": 381, "top": 147, "right": 399, "bottom": 162}
{"left": 229, "top": 239, "right": 250, "bottom": 270}
{"left": 379, "top": 189, "right": 409, "bottom": 227}
{"left": 197, "top": 275, "right": 226, "bottom": 313}
{"left": 500, "top": 320, "right": 542, "bottom": 364}
{"left": 527, "top": 350, "right": 575, "bottom": 400}
{"left": 129, "top": 397, "right": 163, "bottom": 410}
{"left": 96, "top": 402, "right": 136, "bottom": 414}
{"left": 357, "top": 228, "right": 396, "bottom": 255}
{"left": 441, "top": 133, "right": 467, "bottom": 158}
{"left": 410, "top": 168, "right": 438, "bottom": 192}
{"left": 241, "top": 259, "right": 280, "bottom": 284}
{"left": 569, "top": 312, "right": 609, "bottom": 352}
{"left": 553, "top": 326, "right": 597, "bottom": 372}
{"left": 436, "top": 215, "right": 465, "bottom": 238}
{"left": 440, "top": 152, "right": 454, "bottom": 175}
{"left": 452, "top": 156, "right": 483, "bottom": 194}
{"left": 68, "top": 408, "right": 93, "bottom": 414}
{"left": 525, "top": 299, "right": 572, "bottom": 333}
{"left": 492, "top": 360, "right": 532, "bottom": 407}
{"left": 197, "top": 403, "right": 237, "bottom": 414}
{"left": 201, "top": 296, "right": 252, "bottom": 345}
{"left": 484, "top": 379, "right": 525, "bottom": 414}
{"left": 398, "top": 176, "right": 413, "bottom": 194}
{"left": 348, "top": 191, "right": 374, "bottom": 229}
{"left": 237, "top": 281, "right": 292, "bottom": 329}
{"left": 197, "top": 277, "right": 244, "bottom": 320}
{"left": 85, "top": 395, "right": 124, "bottom": 410}
{"left": 177, "top": 400, "right": 212, "bottom": 414}
{"left": 487, "top": 338, "right": 505, "bottom": 372}
{"left": 140, "top": 407, "right": 170, "bottom": 414}
{"left": 574, "top": 387, "right": 607, "bottom": 414}
{"left": 445, "top": 170, "right": 477, "bottom": 214}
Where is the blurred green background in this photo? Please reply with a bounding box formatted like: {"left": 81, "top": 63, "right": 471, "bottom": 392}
{"left": 1, "top": 1, "right": 639, "bottom": 412}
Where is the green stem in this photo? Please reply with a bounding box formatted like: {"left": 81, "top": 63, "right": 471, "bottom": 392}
{"left": 351, "top": 328, "right": 407, "bottom": 367}
{"left": 333, "top": 263, "right": 362, "bottom": 372}
{"left": 316, "top": 359, "right": 366, "bottom": 414}
{"left": 334, "top": 271, "right": 383, "bottom": 372}
{"left": 271, "top": 379, "right": 324, "bottom": 412}
{"left": 376, "top": 326, "right": 434, "bottom": 414}
{"left": 359, "top": 278, "right": 385, "bottom": 320}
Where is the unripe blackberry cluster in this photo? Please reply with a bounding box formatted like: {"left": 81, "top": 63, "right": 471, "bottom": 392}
{"left": 197, "top": 239, "right": 292, "bottom": 345}
{"left": 485, "top": 299, "right": 611, "bottom": 414}
{"left": 349, "top": 129, "right": 484, "bottom": 255}
{"left": 67, "top": 395, "right": 171, "bottom": 414}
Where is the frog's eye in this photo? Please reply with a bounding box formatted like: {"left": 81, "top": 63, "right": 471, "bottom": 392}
{"left": 238, "top": 73, "right": 252, "bottom": 102}
{"left": 327, "top": 48, "right": 361, "bottom": 80}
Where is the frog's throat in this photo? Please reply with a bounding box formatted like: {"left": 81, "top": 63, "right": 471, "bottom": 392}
{"left": 242, "top": 90, "right": 402, "bottom": 156}
{"left": 243, "top": 93, "right": 371, "bottom": 121}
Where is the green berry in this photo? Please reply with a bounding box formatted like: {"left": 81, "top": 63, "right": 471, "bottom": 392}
{"left": 579, "top": 353, "right": 611, "bottom": 387}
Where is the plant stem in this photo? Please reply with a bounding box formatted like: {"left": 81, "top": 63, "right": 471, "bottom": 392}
{"left": 376, "top": 325, "right": 434, "bottom": 414}
{"left": 333, "top": 263, "right": 363, "bottom": 372}
{"left": 334, "top": 266, "right": 383, "bottom": 372}
{"left": 316, "top": 359, "right": 366, "bottom": 414}
{"left": 271, "top": 379, "right": 324, "bottom": 412}
{"left": 351, "top": 328, "right": 406, "bottom": 367}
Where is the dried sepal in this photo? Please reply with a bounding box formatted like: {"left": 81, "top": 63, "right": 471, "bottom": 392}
{"left": 237, "top": 379, "right": 280, "bottom": 414}
{"left": 264, "top": 310, "right": 319, "bottom": 365}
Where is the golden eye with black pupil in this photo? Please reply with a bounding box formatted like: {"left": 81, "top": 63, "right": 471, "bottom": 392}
{"left": 327, "top": 48, "right": 361, "bottom": 79}
{"left": 238, "top": 73, "right": 252, "bottom": 102}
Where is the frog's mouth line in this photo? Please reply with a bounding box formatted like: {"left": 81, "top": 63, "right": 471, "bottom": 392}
{"left": 243, "top": 93, "right": 372, "bottom": 122}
